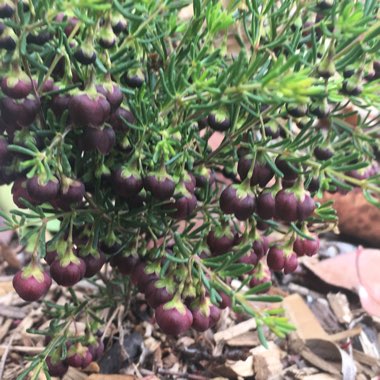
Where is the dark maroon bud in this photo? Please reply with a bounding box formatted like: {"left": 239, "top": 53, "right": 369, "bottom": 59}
{"left": 343, "top": 66, "right": 355, "bottom": 78}
{"left": 183, "top": 172, "right": 196, "bottom": 193}
{"left": 221, "top": 167, "right": 238, "bottom": 182}
{"left": 46, "top": 356, "right": 69, "bottom": 377}
{"left": 238, "top": 156, "right": 274, "bottom": 187}
{"left": 295, "top": 117, "right": 311, "bottom": 130}
{"left": 0, "top": 28, "right": 16, "bottom": 50}
{"left": 112, "top": 168, "right": 143, "bottom": 198}
{"left": 110, "top": 254, "right": 138, "bottom": 275}
{"left": 297, "top": 193, "right": 316, "bottom": 220}
{"left": 145, "top": 281, "right": 174, "bottom": 308}
{"left": 207, "top": 229, "right": 235, "bottom": 256}
{"left": 108, "top": 107, "right": 135, "bottom": 130}
{"left": 26, "top": 30, "right": 52, "bottom": 45}
{"left": 59, "top": 179, "right": 85, "bottom": 206}
{"left": 218, "top": 291, "right": 232, "bottom": 309}
{"left": 67, "top": 346, "right": 93, "bottom": 369}
{"left": 26, "top": 176, "right": 60, "bottom": 203}
{"left": 294, "top": 235, "right": 320, "bottom": 257}
{"left": 283, "top": 253, "right": 298, "bottom": 274}
{"left": 314, "top": 146, "right": 333, "bottom": 160}
{"left": 11, "top": 178, "right": 37, "bottom": 208}
{"left": 275, "top": 189, "right": 298, "bottom": 221}
{"left": 364, "top": 71, "right": 377, "bottom": 82}
{"left": 197, "top": 117, "right": 208, "bottom": 130}
{"left": 239, "top": 251, "right": 259, "bottom": 265}
{"left": 0, "top": 1, "right": 14, "bottom": 18}
{"left": 168, "top": 192, "right": 197, "bottom": 219}
{"left": 317, "top": 58, "right": 335, "bottom": 78}
{"left": 306, "top": 177, "right": 320, "bottom": 193}
{"left": 275, "top": 157, "right": 298, "bottom": 180}
{"left": 123, "top": 72, "right": 144, "bottom": 88}
{"left": 126, "top": 194, "right": 145, "bottom": 209}
{"left": 191, "top": 307, "right": 210, "bottom": 332}
{"left": 249, "top": 275, "right": 270, "bottom": 289}
{"left": 81, "top": 126, "right": 115, "bottom": 154}
{"left": 309, "top": 103, "right": 330, "bottom": 118}
{"left": 219, "top": 185, "right": 237, "bottom": 214}
{"left": 81, "top": 251, "right": 106, "bottom": 277}
{"left": 96, "top": 82, "right": 123, "bottom": 111}
{"left": 266, "top": 247, "right": 286, "bottom": 271}
{"left": 286, "top": 104, "right": 308, "bottom": 118}
{"left": 0, "top": 136, "right": 9, "bottom": 163}
{"left": 209, "top": 305, "right": 221, "bottom": 328}
{"left": 252, "top": 236, "right": 269, "bottom": 259}
{"left": 317, "top": 0, "right": 333, "bottom": 10}
{"left": 12, "top": 266, "right": 51, "bottom": 301}
{"left": 249, "top": 264, "right": 271, "bottom": 289}
{"left": 257, "top": 191, "right": 276, "bottom": 220}
{"left": 1, "top": 71, "right": 33, "bottom": 99}
{"left": 143, "top": 173, "right": 175, "bottom": 200}
{"left": 233, "top": 192, "right": 256, "bottom": 221}
{"left": 131, "top": 262, "right": 159, "bottom": 292}
{"left": 240, "top": 235, "right": 269, "bottom": 265}
{"left": 256, "top": 220, "right": 270, "bottom": 231}
{"left": 155, "top": 300, "right": 193, "bottom": 335}
{"left": 98, "top": 24, "right": 116, "bottom": 49}
{"left": 99, "top": 240, "right": 120, "bottom": 255}
{"left": 44, "top": 250, "right": 58, "bottom": 265}
{"left": 373, "top": 60, "right": 380, "bottom": 73}
{"left": 19, "top": 96, "right": 41, "bottom": 125}
{"left": 74, "top": 46, "right": 97, "bottom": 65}
{"left": 281, "top": 177, "right": 297, "bottom": 189}
{"left": 50, "top": 257, "right": 86, "bottom": 287}
{"left": 112, "top": 15, "right": 127, "bottom": 34}
{"left": 0, "top": 168, "right": 18, "bottom": 186}
{"left": 208, "top": 113, "right": 231, "bottom": 131}
{"left": 55, "top": 13, "right": 79, "bottom": 37}
{"left": 0, "top": 96, "right": 40, "bottom": 126}
{"left": 264, "top": 124, "right": 280, "bottom": 139}
{"left": 69, "top": 91, "right": 110, "bottom": 126}
{"left": 88, "top": 340, "right": 104, "bottom": 361}
{"left": 51, "top": 92, "right": 71, "bottom": 118}
{"left": 40, "top": 78, "right": 56, "bottom": 93}
{"left": 341, "top": 80, "right": 362, "bottom": 96}
{"left": 195, "top": 168, "right": 215, "bottom": 188}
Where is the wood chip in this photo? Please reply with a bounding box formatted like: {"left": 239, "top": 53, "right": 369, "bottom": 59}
{"left": 327, "top": 293, "right": 353, "bottom": 324}
{"left": 0, "top": 345, "right": 44, "bottom": 355}
{"left": 300, "top": 348, "right": 340, "bottom": 375}
{"left": 0, "top": 319, "right": 12, "bottom": 342}
{"left": 353, "top": 349, "right": 380, "bottom": 369}
{"left": 0, "top": 304, "right": 27, "bottom": 319}
{"left": 251, "top": 341, "right": 283, "bottom": 380}
{"left": 62, "top": 367, "right": 88, "bottom": 380}
{"left": 301, "top": 375, "right": 341, "bottom": 380}
{"left": 225, "top": 331, "right": 259, "bottom": 347}
{"left": 329, "top": 326, "right": 362, "bottom": 342}
{"left": 228, "top": 356, "right": 254, "bottom": 377}
{"left": 214, "top": 318, "right": 256, "bottom": 343}
{"left": 283, "top": 294, "right": 329, "bottom": 340}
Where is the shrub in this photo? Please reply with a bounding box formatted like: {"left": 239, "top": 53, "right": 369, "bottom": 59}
{"left": 1, "top": 0, "right": 379, "bottom": 378}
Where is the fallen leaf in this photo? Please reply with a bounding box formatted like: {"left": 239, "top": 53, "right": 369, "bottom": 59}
{"left": 302, "top": 248, "right": 380, "bottom": 316}
{"left": 323, "top": 189, "right": 380, "bottom": 246}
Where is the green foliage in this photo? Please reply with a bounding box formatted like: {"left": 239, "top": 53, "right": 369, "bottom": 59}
{"left": 0, "top": 0, "right": 380, "bottom": 378}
